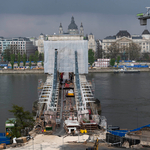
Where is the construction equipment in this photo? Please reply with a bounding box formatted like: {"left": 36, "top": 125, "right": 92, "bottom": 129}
{"left": 86, "top": 138, "right": 99, "bottom": 150}
{"left": 137, "top": 7, "right": 150, "bottom": 25}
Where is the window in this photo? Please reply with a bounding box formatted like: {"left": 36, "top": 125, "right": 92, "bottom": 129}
{"left": 143, "top": 43, "right": 145, "bottom": 45}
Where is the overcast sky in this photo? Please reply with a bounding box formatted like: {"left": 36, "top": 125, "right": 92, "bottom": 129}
{"left": 1, "top": 0, "right": 150, "bottom": 39}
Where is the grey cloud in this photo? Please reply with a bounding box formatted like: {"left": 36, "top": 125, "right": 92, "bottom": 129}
{"left": 0, "top": 13, "right": 147, "bottom": 39}
{"left": 0, "top": 0, "right": 150, "bottom": 16}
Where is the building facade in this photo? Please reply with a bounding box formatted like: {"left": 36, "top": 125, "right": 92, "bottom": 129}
{"left": 102, "top": 30, "right": 150, "bottom": 54}
{"left": 37, "top": 16, "right": 96, "bottom": 54}
{"left": 38, "top": 33, "right": 46, "bottom": 53}
{"left": 88, "top": 33, "right": 96, "bottom": 52}
{"left": 0, "top": 37, "right": 36, "bottom": 61}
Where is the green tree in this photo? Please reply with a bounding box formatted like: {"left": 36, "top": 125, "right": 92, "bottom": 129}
{"left": 17, "top": 52, "right": 21, "bottom": 67}
{"left": 110, "top": 58, "right": 115, "bottom": 67}
{"left": 142, "top": 53, "right": 150, "bottom": 61}
{"left": 34, "top": 51, "right": 39, "bottom": 66}
{"left": 41, "top": 53, "right": 44, "bottom": 67}
{"left": 22, "top": 53, "right": 27, "bottom": 66}
{"left": 107, "top": 42, "right": 120, "bottom": 59}
{"left": 38, "top": 53, "right": 42, "bottom": 61}
{"left": 10, "top": 54, "right": 15, "bottom": 69}
{"left": 88, "top": 49, "right": 95, "bottom": 66}
{"left": 9, "top": 104, "right": 34, "bottom": 138}
{"left": 29, "top": 55, "right": 32, "bottom": 68}
{"left": 127, "top": 42, "right": 141, "bottom": 60}
{"left": 3, "top": 47, "right": 11, "bottom": 62}
{"left": 117, "top": 56, "right": 120, "bottom": 65}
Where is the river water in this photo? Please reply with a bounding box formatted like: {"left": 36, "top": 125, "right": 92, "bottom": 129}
{"left": 86, "top": 72, "right": 150, "bottom": 130}
{"left": 0, "top": 73, "right": 150, "bottom": 132}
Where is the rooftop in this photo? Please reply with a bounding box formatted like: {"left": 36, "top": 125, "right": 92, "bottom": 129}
{"left": 104, "top": 36, "right": 116, "bottom": 39}
{"left": 142, "top": 29, "right": 150, "bottom": 35}
{"left": 68, "top": 16, "right": 78, "bottom": 30}
{"left": 132, "top": 36, "right": 143, "bottom": 39}
{"left": 116, "top": 30, "right": 131, "bottom": 37}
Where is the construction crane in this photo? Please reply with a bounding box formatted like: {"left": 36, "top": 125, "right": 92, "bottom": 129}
{"left": 137, "top": 7, "right": 150, "bottom": 25}
{"left": 86, "top": 138, "right": 99, "bottom": 150}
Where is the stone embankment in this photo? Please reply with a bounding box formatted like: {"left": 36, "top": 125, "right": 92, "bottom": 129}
{"left": 89, "top": 68, "right": 150, "bottom": 73}
{"left": 0, "top": 69, "right": 44, "bottom": 74}
{"left": 0, "top": 68, "right": 150, "bottom": 74}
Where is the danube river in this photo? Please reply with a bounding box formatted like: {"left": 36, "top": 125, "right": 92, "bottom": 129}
{"left": 0, "top": 72, "right": 150, "bottom": 132}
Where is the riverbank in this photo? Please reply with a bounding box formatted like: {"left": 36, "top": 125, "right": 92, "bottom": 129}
{"left": 0, "top": 68, "right": 150, "bottom": 74}
{"left": 0, "top": 69, "right": 44, "bottom": 74}
{"left": 88, "top": 68, "right": 150, "bottom": 73}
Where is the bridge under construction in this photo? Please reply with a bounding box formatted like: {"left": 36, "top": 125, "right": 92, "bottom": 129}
{"left": 35, "top": 40, "right": 106, "bottom": 135}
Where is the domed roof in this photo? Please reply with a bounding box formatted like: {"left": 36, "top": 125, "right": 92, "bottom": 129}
{"left": 40, "top": 33, "right": 44, "bottom": 35}
{"left": 68, "top": 16, "right": 78, "bottom": 30}
{"left": 80, "top": 22, "right": 83, "bottom": 27}
{"left": 142, "top": 29, "right": 150, "bottom": 35}
{"left": 59, "top": 23, "right": 62, "bottom": 28}
{"left": 116, "top": 30, "right": 131, "bottom": 37}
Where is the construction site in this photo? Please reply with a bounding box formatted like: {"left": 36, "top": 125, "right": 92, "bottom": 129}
{"left": 32, "top": 41, "right": 106, "bottom": 138}
{"left": 2, "top": 40, "right": 150, "bottom": 150}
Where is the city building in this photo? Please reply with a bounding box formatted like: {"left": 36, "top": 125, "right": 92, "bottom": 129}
{"left": 102, "top": 30, "right": 150, "bottom": 55}
{"left": 48, "top": 16, "right": 84, "bottom": 41}
{"left": 0, "top": 37, "right": 36, "bottom": 61}
{"left": 37, "top": 16, "right": 96, "bottom": 54}
{"left": 29, "top": 37, "right": 38, "bottom": 46}
{"left": 38, "top": 33, "right": 47, "bottom": 53}
{"left": 88, "top": 33, "right": 97, "bottom": 52}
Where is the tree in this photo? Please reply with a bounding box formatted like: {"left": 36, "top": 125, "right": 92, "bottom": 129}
{"left": 22, "top": 53, "right": 27, "bottom": 66}
{"left": 127, "top": 42, "right": 141, "bottom": 60}
{"left": 17, "top": 52, "right": 21, "bottom": 67}
{"left": 10, "top": 54, "right": 15, "bottom": 69}
{"left": 38, "top": 53, "right": 42, "bottom": 61}
{"left": 107, "top": 42, "right": 120, "bottom": 59}
{"left": 3, "top": 47, "right": 11, "bottom": 62}
{"left": 142, "top": 53, "right": 150, "bottom": 61}
{"left": 95, "top": 40, "right": 104, "bottom": 59}
{"left": 110, "top": 58, "right": 115, "bottom": 67}
{"left": 117, "top": 56, "right": 120, "bottom": 65}
{"left": 88, "top": 49, "right": 95, "bottom": 66}
{"left": 34, "top": 51, "right": 39, "bottom": 66}
{"left": 9, "top": 104, "right": 34, "bottom": 138}
{"left": 29, "top": 55, "right": 32, "bottom": 68}
{"left": 41, "top": 53, "right": 44, "bottom": 67}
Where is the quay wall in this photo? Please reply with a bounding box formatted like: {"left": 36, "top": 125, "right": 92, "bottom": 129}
{"left": 0, "top": 68, "right": 150, "bottom": 74}
{"left": 88, "top": 68, "right": 150, "bottom": 73}
{"left": 0, "top": 70, "right": 44, "bottom": 74}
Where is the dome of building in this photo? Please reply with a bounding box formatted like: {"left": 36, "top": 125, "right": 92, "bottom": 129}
{"left": 80, "top": 23, "right": 83, "bottom": 28}
{"left": 116, "top": 30, "right": 131, "bottom": 37}
{"left": 142, "top": 29, "right": 150, "bottom": 35}
{"left": 68, "top": 16, "right": 78, "bottom": 30}
{"left": 59, "top": 23, "right": 62, "bottom": 28}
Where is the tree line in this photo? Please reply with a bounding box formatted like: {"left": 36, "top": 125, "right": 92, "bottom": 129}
{"left": 2, "top": 46, "right": 44, "bottom": 69}
{"left": 88, "top": 42, "right": 150, "bottom": 67}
